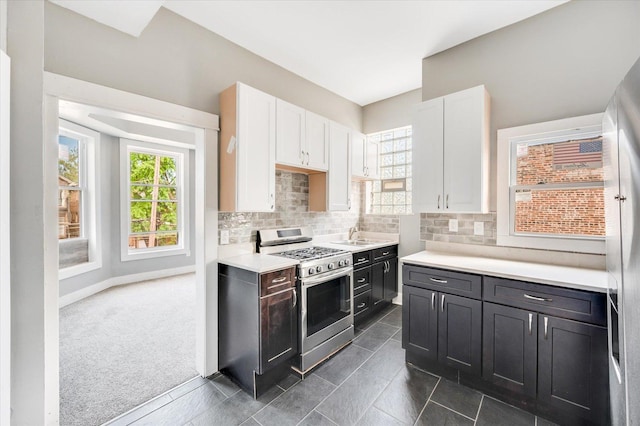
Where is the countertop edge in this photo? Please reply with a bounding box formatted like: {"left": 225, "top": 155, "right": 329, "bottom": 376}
{"left": 400, "top": 251, "right": 607, "bottom": 293}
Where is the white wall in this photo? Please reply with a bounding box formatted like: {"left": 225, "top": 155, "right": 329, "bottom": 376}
{"left": 44, "top": 3, "right": 362, "bottom": 131}
{"left": 421, "top": 0, "right": 640, "bottom": 211}
{"left": 8, "top": 1, "right": 58, "bottom": 424}
{"left": 362, "top": 88, "right": 421, "bottom": 134}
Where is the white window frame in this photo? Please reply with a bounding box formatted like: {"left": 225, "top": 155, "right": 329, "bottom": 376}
{"left": 58, "top": 119, "right": 102, "bottom": 279}
{"left": 120, "top": 138, "right": 190, "bottom": 261}
{"left": 497, "top": 113, "right": 605, "bottom": 254}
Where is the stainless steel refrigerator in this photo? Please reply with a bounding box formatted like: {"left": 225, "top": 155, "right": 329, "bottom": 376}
{"left": 604, "top": 55, "right": 640, "bottom": 426}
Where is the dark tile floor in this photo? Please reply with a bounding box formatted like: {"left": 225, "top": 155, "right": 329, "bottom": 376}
{"left": 106, "top": 304, "right": 557, "bottom": 426}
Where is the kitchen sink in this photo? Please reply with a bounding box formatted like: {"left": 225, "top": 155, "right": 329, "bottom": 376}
{"left": 331, "top": 238, "right": 392, "bottom": 246}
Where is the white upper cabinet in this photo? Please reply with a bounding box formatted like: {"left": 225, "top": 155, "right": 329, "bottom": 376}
{"left": 220, "top": 82, "right": 276, "bottom": 212}
{"left": 305, "top": 111, "right": 329, "bottom": 171}
{"left": 413, "top": 85, "right": 490, "bottom": 213}
{"left": 328, "top": 121, "right": 352, "bottom": 211}
{"left": 275, "top": 98, "right": 305, "bottom": 167}
{"left": 351, "top": 131, "right": 380, "bottom": 180}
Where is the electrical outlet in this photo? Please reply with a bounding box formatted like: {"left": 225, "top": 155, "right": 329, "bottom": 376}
{"left": 449, "top": 219, "right": 458, "bottom": 232}
{"left": 220, "top": 229, "right": 230, "bottom": 245}
{"left": 474, "top": 221, "right": 484, "bottom": 236}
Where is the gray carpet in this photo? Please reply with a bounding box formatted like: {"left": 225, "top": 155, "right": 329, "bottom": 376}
{"left": 59, "top": 273, "right": 198, "bottom": 426}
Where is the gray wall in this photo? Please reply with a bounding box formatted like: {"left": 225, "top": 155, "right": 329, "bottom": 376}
{"left": 422, "top": 0, "right": 640, "bottom": 210}
{"left": 0, "top": 0, "right": 6, "bottom": 52}
{"left": 363, "top": 88, "right": 421, "bottom": 134}
{"left": 59, "top": 133, "right": 197, "bottom": 297}
{"left": 44, "top": 3, "right": 362, "bottom": 130}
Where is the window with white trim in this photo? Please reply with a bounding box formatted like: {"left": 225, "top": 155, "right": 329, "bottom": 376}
{"left": 58, "top": 120, "right": 101, "bottom": 277}
{"left": 120, "top": 139, "right": 189, "bottom": 261}
{"left": 366, "top": 126, "right": 412, "bottom": 214}
{"left": 497, "top": 114, "right": 605, "bottom": 254}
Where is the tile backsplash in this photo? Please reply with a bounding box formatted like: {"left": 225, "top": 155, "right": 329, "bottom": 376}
{"left": 219, "top": 170, "right": 363, "bottom": 245}
{"left": 420, "top": 212, "right": 497, "bottom": 246}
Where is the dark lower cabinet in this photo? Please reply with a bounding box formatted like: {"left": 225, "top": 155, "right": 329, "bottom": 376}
{"left": 402, "top": 285, "right": 438, "bottom": 360}
{"left": 438, "top": 293, "right": 482, "bottom": 375}
{"left": 402, "top": 285, "right": 481, "bottom": 375}
{"left": 371, "top": 257, "right": 398, "bottom": 307}
{"left": 403, "top": 263, "right": 610, "bottom": 426}
{"left": 483, "top": 302, "right": 537, "bottom": 397}
{"left": 259, "top": 287, "right": 298, "bottom": 373}
{"left": 537, "top": 315, "right": 609, "bottom": 425}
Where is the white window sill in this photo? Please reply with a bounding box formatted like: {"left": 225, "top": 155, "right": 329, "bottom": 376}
{"left": 59, "top": 260, "right": 102, "bottom": 280}
{"left": 496, "top": 234, "right": 605, "bottom": 255}
{"left": 121, "top": 247, "right": 190, "bottom": 262}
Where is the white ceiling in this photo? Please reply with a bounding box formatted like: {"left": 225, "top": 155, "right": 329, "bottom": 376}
{"left": 49, "top": 0, "right": 567, "bottom": 106}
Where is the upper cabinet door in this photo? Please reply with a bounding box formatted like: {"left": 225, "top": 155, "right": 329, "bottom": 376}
{"left": 366, "top": 139, "right": 380, "bottom": 180}
{"left": 351, "top": 131, "right": 367, "bottom": 179}
{"left": 328, "top": 121, "right": 351, "bottom": 211}
{"left": 236, "top": 83, "right": 276, "bottom": 212}
{"left": 305, "top": 111, "right": 329, "bottom": 171}
{"left": 276, "top": 99, "right": 305, "bottom": 168}
{"left": 443, "top": 85, "right": 490, "bottom": 212}
{"left": 412, "top": 97, "right": 444, "bottom": 212}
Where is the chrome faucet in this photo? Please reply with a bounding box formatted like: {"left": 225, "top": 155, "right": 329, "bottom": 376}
{"left": 349, "top": 226, "right": 359, "bottom": 240}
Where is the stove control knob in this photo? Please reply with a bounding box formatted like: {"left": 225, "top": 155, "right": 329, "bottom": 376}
{"left": 338, "top": 260, "right": 345, "bottom": 267}
{"left": 344, "top": 258, "right": 350, "bottom": 266}
{"left": 316, "top": 266, "right": 322, "bottom": 273}
{"left": 328, "top": 263, "right": 335, "bottom": 270}
{"left": 308, "top": 267, "right": 315, "bottom": 275}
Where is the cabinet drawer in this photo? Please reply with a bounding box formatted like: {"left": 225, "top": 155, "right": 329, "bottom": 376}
{"left": 260, "top": 267, "right": 296, "bottom": 297}
{"left": 354, "top": 268, "right": 371, "bottom": 294}
{"left": 403, "top": 265, "right": 482, "bottom": 299}
{"left": 354, "top": 289, "right": 372, "bottom": 317}
{"left": 353, "top": 250, "right": 372, "bottom": 268}
{"left": 373, "top": 245, "right": 397, "bottom": 261}
{"left": 484, "top": 276, "right": 606, "bottom": 326}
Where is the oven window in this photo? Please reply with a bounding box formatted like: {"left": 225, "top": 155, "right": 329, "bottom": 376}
{"left": 306, "top": 274, "right": 351, "bottom": 337}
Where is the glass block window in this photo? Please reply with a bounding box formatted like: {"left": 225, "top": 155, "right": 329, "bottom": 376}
{"left": 366, "top": 126, "right": 412, "bottom": 214}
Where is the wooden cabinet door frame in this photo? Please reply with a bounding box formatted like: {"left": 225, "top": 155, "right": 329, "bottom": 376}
{"left": 259, "top": 287, "right": 298, "bottom": 374}
{"left": 483, "top": 302, "right": 537, "bottom": 397}
{"left": 403, "top": 285, "right": 438, "bottom": 361}
{"left": 438, "top": 293, "right": 482, "bottom": 375}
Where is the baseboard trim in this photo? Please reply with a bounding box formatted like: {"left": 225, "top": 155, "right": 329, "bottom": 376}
{"left": 59, "top": 265, "right": 196, "bottom": 308}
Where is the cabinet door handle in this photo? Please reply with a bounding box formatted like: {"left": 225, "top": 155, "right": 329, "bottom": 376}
{"left": 429, "top": 277, "right": 448, "bottom": 284}
{"left": 357, "top": 302, "right": 366, "bottom": 309}
{"left": 437, "top": 194, "right": 440, "bottom": 209}
{"left": 386, "top": 260, "right": 390, "bottom": 272}
{"left": 524, "top": 293, "right": 552, "bottom": 302}
{"left": 292, "top": 288, "right": 297, "bottom": 308}
{"left": 357, "top": 278, "right": 366, "bottom": 283}
{"left": 446, "top": 194, "right": 449, "bottom": 209}
{"left": 528, "top": 313, "right": 533, "bottom": 335}
{"left": 544, "top": 316, "right": 548, "bottom": 339}
{"left": 348, "top": 198, "right": 351, "bottom": 209}
{"left": 431, "top": 292, "right": 436, "bottom": 310}
{"left": 270, "top": 193, "right": 274, "bottom": 210}
{"left": 306, "top": 151, "right": 310, "bottom": 165}
{"left": 441, "top": 294, "right": 445, "bottom": 312}
{"left": 301, "top": 150, "right": 305, "bottom": 164}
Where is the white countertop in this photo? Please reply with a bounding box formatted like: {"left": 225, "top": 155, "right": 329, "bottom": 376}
{"left": 401, "top": 251, "right": 607, "bottom": 293}
{"left": 314, "top": 232, "right": 400, "bottom": 253}
{"left": 218, "top": 254, "right": 299, "bottom": 274}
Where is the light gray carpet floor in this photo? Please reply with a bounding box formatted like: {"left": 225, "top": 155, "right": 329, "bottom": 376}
{"left": 59, "top": 273, "right": 197, "bottom": 426}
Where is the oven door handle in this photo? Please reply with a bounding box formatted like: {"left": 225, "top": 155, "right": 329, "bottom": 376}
{"left": 302, "top": 268, "right": 353, "bottom": 287}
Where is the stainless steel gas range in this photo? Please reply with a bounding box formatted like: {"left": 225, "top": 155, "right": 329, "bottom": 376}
{"left": 257, "top": 227, "right": 354, "bottom": 373}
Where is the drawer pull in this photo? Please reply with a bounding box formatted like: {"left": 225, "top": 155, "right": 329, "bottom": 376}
{"left": 544, "top": 317, "right": 549, "bottom": 339}
{"left": 357, "top": 278, "right": 366, "bottom": 283}
{"left": 524, "top": 293, "right": 552, "bottom": 302}
{"left": 357, "top": 257, "right": 367, "bottom": 262}
{"left": 430, "top": 277, "right": 448, "bottom": 284}
{"left": 431, "top": 292, "right": 436, "bottom": 310}
{"left": 271, "top": 276, "right": 287, "bottom": 284}
{"left": 382, "top": 251, "right": 390, "bottom": 256}
{"left": 528, "top": 313, "right": 533, "bottom": 335}
{"left": 357, "top": 302, "right": 366, "bottom": 309}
